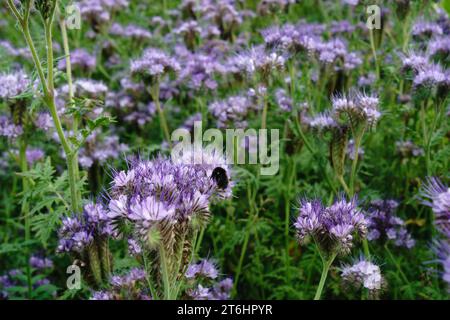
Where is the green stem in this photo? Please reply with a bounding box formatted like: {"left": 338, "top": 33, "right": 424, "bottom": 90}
{"left": 159, "top": 246, "right": 172, "bottom": 300}
{"left": 314, "top": 252, "right": 337, "bottom": 300}
{"left": 349, "top": 127, "right": 365, "bottom": 197}
{"left": 261, "top": 93, "right": 269, "bottom": 130}
{"left": 150, "top": 84, "right": 172, "bottom": 149}
{"left": 369, "top": 28, "right": 380, "bottom": 79}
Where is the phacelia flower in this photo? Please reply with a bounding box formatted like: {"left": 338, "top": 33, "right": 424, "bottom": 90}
{"left": 186, "top": 259, "right": 219, "bottom": 280}
{"left": 420, "top": 178, "right": 450, "bottom": 234}
{"left": 131, "top": 48, "right": 181, "bottom": 84}
{"left": 341, "top": 258, "right": 385, "bottom": 298}
{"left": 332, "top": 92, "right": 381, "bottom": 127}
{"left": 294, "top": 196, "right": 367, "bottom": 255}
{"left": 366, "top": 199, "right": 415, "bottom": 248}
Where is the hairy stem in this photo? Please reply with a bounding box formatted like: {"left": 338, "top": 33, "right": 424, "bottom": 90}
{"left": 314, "top": 252, "right": 337, "bottom": 300}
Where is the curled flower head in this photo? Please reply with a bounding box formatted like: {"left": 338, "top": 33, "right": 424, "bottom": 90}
{"left": 420, "top": 177, "right": 450, "bottom": 233}
{"left": 294, "top": 196, "right": 367, "bottom": 255}
{"left": 332, "top": 91, "right": 381, "bottom": 128}
{"left": 131, "top": 48, "right": 181, "bottom": 84}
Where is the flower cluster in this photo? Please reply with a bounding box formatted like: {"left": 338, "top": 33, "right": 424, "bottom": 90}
{"left": 131, "top": 48, "right": 181, "bottom": 84}
{"left": 341, "top": 259, "right": 385, "bottom": 298}
{"left": 57, "top": 203, "right": 117, "bottom": 254}
{"left": 332, "top": 92, "right": 381, "bottom": 127}
{"left": 57, "top": 49, "right": 97, "bottom": 73}
{"left": 0, "top": 70, "right": 30, "bottom": 100}
{"left": 366, "top": 199, "right": 415, "bottom": 248}
{"left": 208, "top": 92, "right": 260, "bottom": 128}
{"left": 91, "top": 268, "right": 150, "bottom": 300}
{"left": 294, "top": 197, "right": 367, "bottom": 255}
{"left": 185, "top": 259, "right": 232, "bottom": 300}
{"left": 108, "top": 153, "right": 232, "bottom": 250}
{"left": 420, "top": 178, "right": 450, "bottom": 290}
{"left": 78, "top": 130, "right": 129, "bottom": 169}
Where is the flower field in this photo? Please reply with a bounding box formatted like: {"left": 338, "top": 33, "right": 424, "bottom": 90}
{"left": 0, "top": 0, "right": 449, "bottom": 300}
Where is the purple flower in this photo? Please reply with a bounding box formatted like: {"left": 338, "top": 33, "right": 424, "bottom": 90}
{"left": 0, "top": 70, "right": 30, "bottom": 99}
{"left": 208, "top": 93, "right": 260, "bottom": 128}
{"left": 128, "top": 238, "right": 142, "bottom": 256}
{"left": 332, "top": 91, "right": 381, "bottom": 127}
{"left": 366, "top": 199, "right": 415, "bottom": 248}
{"left": 26, "top": 148, "right": 45, "bottom": 165}
{"left": 420, "top": 178, "right": 450, "bottom": 234}
{"left": 109, "top": 23, "right": 152, "bottom": 41}
{"left": 412, "top": 20, "right": 443, "bottom": 39}
{"left": 294, "top": 196, "right": 367, "bottom": 255}
{"left": 186, "top": 259, "right": 219, "bottom": 280}
{"left": 0, "top": 115, "right": 23, "bottom": 139}
{"left": 29, "top": 256, "right": 53, "bottom": 270}
{"left": 275, "top": 89, "right": 292, "bottom": 112}
{"left": 57, "top": 49, "right": 96, "bottom": 72}
{"left": 35, "top": 113, "right": 53, "bottom": 131}
{"left": 341, "top": 258, "right": 385, "bottom": 296}
{"left": 108, "top": 154, "right": 232, "bottom": 246}
{"left": 57, "top": 202, "right": 117, "bottom": 253}
{"left": 347, "top": 139, "right": 364, "bottom": 161}
{"left": 131, "top": 48, "right": 181, "bottom": 84}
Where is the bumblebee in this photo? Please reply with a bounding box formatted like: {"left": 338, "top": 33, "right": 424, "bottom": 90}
{"left": 211, "top": 167, "right": 229, "bottom": 190}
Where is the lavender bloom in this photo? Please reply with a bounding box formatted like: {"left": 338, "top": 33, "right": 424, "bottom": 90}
{"left": 57, "top": 49, "right": 96, "bottom": 73}
{"left": 128, "top": 238, "right": 142, "bottom": 256}
{"left": 341, "top": 259, "right": 385, "bottom": 297}
{"left": 177, "top": 51, "right": 224, "bottom": 91}
{"left": 26, "top": 148, "right": 45, "bottom": 165}
{"left": 211, "top": 278, "right": 233, "bottom": 300}
{"left": 189, "top": 284, "right": 212, "bottom": 300}
{"left": 78, "top": 130, "right": 129, "bottom": 169}
{"left": 35, "top": 113, "right": 53, "bottom": 131}
{"left": 0, "top": 41, "right": 31, "bottom": 59}
{"left": 186, "top": 259, "right": 219, "bottom": 280}
{"left": 401, "top": 52, "right": 430, "bottom": 74}
{"left": 0, "top": 70, "right": 30, "bottom": 99}
{"left": 366, "top": 199, "right": 415, "bottom": 248}
{"left": 90, "top": 291, "right": 114, "bottom": 300}
{"left": 79, "top": 0, "right": 129, "bottom": 32}
{"left": 0, "top": 116, "right": 23, "bottom": 139}
{"left": 347, "top": 139, "right": 364, "bottom": 161}
{"left": 413, "top": 63, "right": 449, "bottom": 90}
{"left": 420, "top": 178, "right": 450, "bottom": 234}
{"left": 358, "top": 73, "right": 376, "bottom": 88}
{"left": 108, "top": 154, "right": 232, "bottom": 247}
{"left": 229, "top": 46, "right": 285, "bottom": 80}
{"left": 109, "top": 23, "right": 152, "bottom": 41}
{"left": 294, "top": 197, "right": 367, "bottom": 255}
{"left": 29, "top": 256, "right": 54, "bottom": 270}
{"left": 275, "top": 89, "right": 292, "bottom": 112}
{"left": 436, "top": 241, "right": 450, "bottom": 290}
{"left": 428, "top": 37, "right": 450, "bottom": 61}
{"left": 131, "top": 48, "right": 181, "bottom": 84}
{"left": 57, "top": 202, "right": 117, "bottom": 253}
{"left": 305, "top": 112, "right": 337, "bottom": 131}
{"left": 208, "top": 94, "right": 260, "bottom": 128}
{"left": 412, "top": 20, "right": 443, "bottom": 39}
{"left": 330, "top": 20, "right": 357, "bottom": 35}
{"left": 91, "top": 268, "right": 148, "bottom": 300}
{"left": 332, "top": 92, "right": 381, "bottom": 127}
